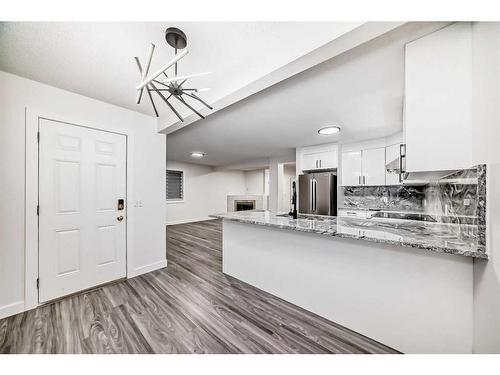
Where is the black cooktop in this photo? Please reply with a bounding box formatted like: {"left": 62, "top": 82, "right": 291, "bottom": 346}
{"left": 371, "top": 212, "right": 438, "bottom": 222}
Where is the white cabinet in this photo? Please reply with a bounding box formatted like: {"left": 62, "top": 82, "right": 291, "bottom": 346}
{"left": 341, "top": 147, "right": 385, "bottom": 186}
{"left": 405, "top": 22, "right": 473, "bottom": 172}
{"left": 362, "top": 148, "right": 386, "bottom": 186}
{"left": 300, "top": 145, "right": 338, "bottom": 171}
{"left": 338, "top": 208, "right": 368, "bottom": 219}
{"left": 318, "top": 150, "right": 338, "bottom": 169}
{"left": 303, "top": 152, "right": 320, "bottom": 170}
{"left": 341, "top": 151, "right": 362, "bottom": 186}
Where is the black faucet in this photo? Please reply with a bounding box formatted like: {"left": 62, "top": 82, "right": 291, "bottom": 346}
{"left": 289, "top": 181, "right": 298, "bottom": 219}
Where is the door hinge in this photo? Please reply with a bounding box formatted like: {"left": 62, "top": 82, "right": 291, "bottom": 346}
{"left": 37, "top": 131, "right": 40, "bottom": 143}
{"left": 37, "top": 205, "right": 39, "bottom": 216}
{"left": 36, "top": 278, "right": 40, "bottom": 289}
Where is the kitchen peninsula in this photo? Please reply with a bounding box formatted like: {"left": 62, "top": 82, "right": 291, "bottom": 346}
{"left": 211, "top": 163, "right": 487, "bottom": 354}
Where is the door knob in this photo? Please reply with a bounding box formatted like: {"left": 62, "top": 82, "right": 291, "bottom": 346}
{"left": 117, "top": 216, "right": 124, "bottom": 222}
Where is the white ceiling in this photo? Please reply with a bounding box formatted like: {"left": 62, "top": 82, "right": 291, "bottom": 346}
{"left": 166, "top": 22, "right": 447, "bottom": 168}
{"left": 0, "top": 22, "right": 362, "bottom": 117}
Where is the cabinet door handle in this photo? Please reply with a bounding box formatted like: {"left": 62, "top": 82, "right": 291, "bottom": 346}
{"left": 319, "top": 160, "right": 322, "bottom": 168}
{"left": 363, "top": 176, "right": 366, "bottom": 185}
{"left": 358, "top": 176, "right": 361, "bottom": 185}
{"left": 399, "top": 143, "right": 406, "bottom": 183}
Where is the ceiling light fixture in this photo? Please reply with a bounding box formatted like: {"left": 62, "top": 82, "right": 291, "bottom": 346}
{"left": 318, "top": 126, "right": 341, "bottom": 135}
{"left": 134, "top": 27, "right": 213, "bottom": 121}
{"left": 191, "top": 151, "right": 205, "bottom": 158}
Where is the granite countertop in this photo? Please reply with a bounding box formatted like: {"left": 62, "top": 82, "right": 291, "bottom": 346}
{"left": 210, "top": 210, "right": 487, "bottom": 259}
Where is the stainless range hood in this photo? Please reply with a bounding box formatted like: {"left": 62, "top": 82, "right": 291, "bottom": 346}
{"left": 402, "top": 169, "right": 477, "bottom": 185}
{"left": 385, "top": 143, "right": 475, "bottom": 185}
{"left": 402, "top": 170, "right": 455, "bottom": 185}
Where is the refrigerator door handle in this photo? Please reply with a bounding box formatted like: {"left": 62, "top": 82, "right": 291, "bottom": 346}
{"left": 310, "top": 178, "right": 314, "bottom": 211}
{"left": 313, "top": 179, "right": 317, "bottom": 211}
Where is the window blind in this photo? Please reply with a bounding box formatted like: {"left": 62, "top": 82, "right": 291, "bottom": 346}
{"left": 166, "top": 170, "right": 183, "bottom": 200}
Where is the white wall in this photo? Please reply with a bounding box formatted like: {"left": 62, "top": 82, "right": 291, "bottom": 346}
{"left": 0, "top": 71, "right": 166, "bottom": 319}
{"left": 244, "top": 170, "right": 265, "bottom": 195}
{"left": 166, "top": 161, "right": 246, "bottom": 225}
{"left": 471, "top": 22, "right": 500, "bottom": 353}
{"left": 223, "top": 220, "right": 473, "bottom": 353}
{"left": 280, "top": 163, "right": 296, "bottom": 212}
{"left": 268, "top": 158, "right": 282, "bottom": 212}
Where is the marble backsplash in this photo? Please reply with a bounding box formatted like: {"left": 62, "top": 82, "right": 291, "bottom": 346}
{"left": 340, "top": 165, "right": 487, "bottom": 255}
{"left": 341, "top": 165, "right": 486, "bottom": 219}
{"left": 342, "top": 185, "right": 425, "bottom": 211}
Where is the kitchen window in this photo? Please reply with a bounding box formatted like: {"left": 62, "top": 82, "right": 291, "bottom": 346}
{"left": 166, "top": 169, "right": 183, "bottom": 201}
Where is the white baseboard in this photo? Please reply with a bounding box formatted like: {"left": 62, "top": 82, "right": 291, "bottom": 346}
{"left": 130, "top": 259, "right": 168, "bottom": 278}
{"left": 166, "top": 216, "right": 215, "bottom": 226}
{"left": 0, "top": 300, "right": 25, "bottom": 320}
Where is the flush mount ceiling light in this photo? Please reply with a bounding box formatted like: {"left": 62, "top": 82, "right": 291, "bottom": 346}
{"left": 318, "top": 126, "right": 341, "bottom": 135}
{"left": 134, "top": 27, "right": 213, "bottom": 121}
{"left": 191, "top": 151, "right": 205, "bottom": 158}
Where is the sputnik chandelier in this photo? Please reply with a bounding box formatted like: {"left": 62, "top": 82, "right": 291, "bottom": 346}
{"left": 134, "top": 27, "right": 213, "bottom": 121}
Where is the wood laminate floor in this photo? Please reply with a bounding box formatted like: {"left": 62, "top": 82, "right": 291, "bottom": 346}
{"left": 0, "top": 219, "right": 399, "bottom": 354}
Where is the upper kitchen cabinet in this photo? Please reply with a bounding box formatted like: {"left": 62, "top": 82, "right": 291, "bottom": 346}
{"left": 405, "top": 22, "right": 473, "bottom": 172}
{"left": 341, "top": 146, "right": 386, "bottom": 186}
{"left": 341, "top": 150, "right": 362, "bottom": 186}
{"left": 362, "top": 147, "right": 386, "bottom": 186}
{"left": 299, "top": 144, "right": 338, "bottom": 172}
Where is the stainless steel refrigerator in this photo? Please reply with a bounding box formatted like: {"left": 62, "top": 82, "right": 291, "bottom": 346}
{"left": 298, "top": 172, "right": 337, "bottom": 216}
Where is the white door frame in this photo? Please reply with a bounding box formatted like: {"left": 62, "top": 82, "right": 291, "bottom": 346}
{"left": 25, "top": 107, "right": 136, "bottom": 311}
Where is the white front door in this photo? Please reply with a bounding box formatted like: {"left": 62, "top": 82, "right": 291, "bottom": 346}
{"left": 38, "top": 119, "right": 127, "bottom": 303}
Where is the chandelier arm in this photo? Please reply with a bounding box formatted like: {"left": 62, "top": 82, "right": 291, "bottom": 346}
{"left": 135, "top": 44, "right": 155, "bottom": 104}
{"left": 134, "top": 57, "right": 145, "bottom": 104}
{"left": 183, "top": 92, "right": 214, "bottom": 110}
{"left": 175, "top": 48, "right": 178, "bottom": 76}
{"left": 146, "top": 86, "right": 159, "bottom": 117}
{"left": 149, "top": 82, "right": 184, "bottom": 122}
{"left": 135, "top": 57, "right": 159, "bottom": 117}
{"left": 174, "top": 95, "right": 205, "bottom": 119}
{"left": 136, "top": 49, "right": 188, "bottom": 90}
{"left": 163, "top": 96, "right": 184, "bottom": 122}
{"left": 148, "top": 88, "right": 171, "bottom": 92}
{"left": 152, "top": 79, "right": 170, "bottom": 88}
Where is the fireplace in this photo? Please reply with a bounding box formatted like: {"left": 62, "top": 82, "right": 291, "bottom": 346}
{"left": 235, "top": 200, "right": 256, "bottom": 211}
